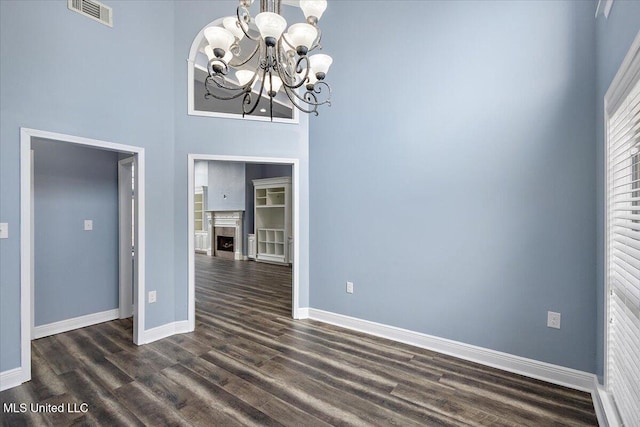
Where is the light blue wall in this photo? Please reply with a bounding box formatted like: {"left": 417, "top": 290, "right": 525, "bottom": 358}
{"left": 2, "top": 0, "right": 620, "bottom": 378}
{"left": 309, "top": 0, "right": 598, "bottom": 372}
{"left": 172, "top": 1, "right": 310, "bottom": 320}
{"left": 207, "top": 161, "right": 246, "bottom": 211}
{"left": 595, "top": 2, "right": 640, "bottom": 380}
{"left": 0, "top": 0, "right": 175, "bottom": 371}
{"left": 32, "top": 139, "right": 119, "bottom": 325}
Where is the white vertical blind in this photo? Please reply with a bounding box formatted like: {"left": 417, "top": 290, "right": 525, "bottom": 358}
{"left": 607, "top": 75, "right": 640, "bottom": 427}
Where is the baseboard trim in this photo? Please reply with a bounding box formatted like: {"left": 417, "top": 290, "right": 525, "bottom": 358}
{"left": 33, "top": 308, "right": 119, "bottom": 340}
{"left": 297, "top": 307, "right": 310, "bottom": 319}
{"left": 592, "top": 378, "right": 621, "bottom": 427}
{"left": 307, "top": 308, "right": 595, "bottom": 393}
{"left": 139, "top": 320, "right": 192, "bottom": 344}
{"left": 0, "top": 367, "right": 29, "bottom": 392}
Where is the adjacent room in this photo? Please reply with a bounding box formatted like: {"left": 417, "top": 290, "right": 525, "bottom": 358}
{"left": 0, "top": 0, "right": 638, "bottom": 425}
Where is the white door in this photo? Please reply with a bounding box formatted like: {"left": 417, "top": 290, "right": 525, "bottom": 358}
{"left": 118, "top": 157, "right": 135, "bottom": 319}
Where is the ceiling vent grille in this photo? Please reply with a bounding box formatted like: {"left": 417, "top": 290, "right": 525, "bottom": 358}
{"left": 68, "top": 0, "right": 113, "bottom": 27}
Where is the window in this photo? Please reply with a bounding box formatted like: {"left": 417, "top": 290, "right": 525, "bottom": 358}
{"left": 605, "top": 37, "right": 640, "bottom": 426}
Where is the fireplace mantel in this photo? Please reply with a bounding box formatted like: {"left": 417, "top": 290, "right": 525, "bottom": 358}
{"left": 209, "top": 211, "right": 244, "bottom": 260}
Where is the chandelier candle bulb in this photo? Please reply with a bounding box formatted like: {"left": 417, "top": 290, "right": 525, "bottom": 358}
{"left": 263, "top": 75, "right": 283, "bottom": 96}
{"left": 300, "top": 0, "right": 327, "bottom": 22}
{"left": 309, "top": 53, "right": 332, "bottom": 79}
{"left": 255, "top": 12, "right": 287, "bottom": 46}
{"left": 235, "top": 69, "right": 255, "bottom": 87}
{"left": 204, "top": 26, "right": 235, "bottom": 55}
{"left": 287, "top": 23, "right": 318, "bottom": 55}
{"left": 223, "top": 16, "right": 245, "bottom": 40}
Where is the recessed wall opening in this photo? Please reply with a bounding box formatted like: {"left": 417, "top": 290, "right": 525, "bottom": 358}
{"left": 19, "top": 128, "right": 146, "bottom": 386}
{"left": 187, "top": 155, "right": 301, "bottom": 334}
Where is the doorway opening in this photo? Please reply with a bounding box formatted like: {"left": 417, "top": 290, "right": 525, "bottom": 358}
{"left": 187, "top": 155, "right": 301, "bottom": 332}
{"left": 18, "top": 128, "right": 146, "bottom": 386}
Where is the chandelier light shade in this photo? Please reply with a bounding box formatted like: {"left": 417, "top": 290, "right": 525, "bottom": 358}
{"left": 202, "top": 0, "right": 332, "bottom": 119}
{"left": 299, "top": 0, "right": 327, "bottom": 21}
{"left": 223, "top": 16, "right": 245, "bottom": 40}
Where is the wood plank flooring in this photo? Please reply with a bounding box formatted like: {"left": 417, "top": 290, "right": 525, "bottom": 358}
{"left": 1, "top": 254, "right": 598, "bottom": 426}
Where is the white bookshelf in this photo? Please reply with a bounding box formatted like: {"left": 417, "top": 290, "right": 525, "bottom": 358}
{"left": 253, "top": 177, "right": 291, "bottom": 264}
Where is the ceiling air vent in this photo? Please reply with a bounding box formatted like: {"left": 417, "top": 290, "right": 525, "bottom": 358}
{"left": 68, "top": 0, "right": 113, "bottom": 27}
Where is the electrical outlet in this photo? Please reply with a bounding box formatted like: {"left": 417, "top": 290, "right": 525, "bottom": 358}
{"left": 346, "top": 281, "right": 354, "bottom": 294}
{"left": 148, "top": 290, "right": 157, "bottom": 303}
{"left": 547, "top": 311, "right": 561, "bottom": 329}
{"left": 84, "top": 220, "right": 93, "bottom": 231}
{"left": 0, "top": 223, "right": 8, "bottom": 239}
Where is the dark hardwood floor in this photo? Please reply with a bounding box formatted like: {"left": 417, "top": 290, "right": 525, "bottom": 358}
{"left": 1, "top": 254, "right": 598, "bottom": 426}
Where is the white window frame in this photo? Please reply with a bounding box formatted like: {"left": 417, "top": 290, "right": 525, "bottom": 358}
{"left": 604, "top": 30, "right": 640, "bottom": 427}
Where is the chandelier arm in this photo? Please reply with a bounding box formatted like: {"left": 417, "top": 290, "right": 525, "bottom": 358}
{"left": 282, "top": 86, "right": 319, "bottom": 115}
{"left": 228, "top": 40, "right": 261, "bottom": 68}
{"left": 285, "top": 80, "right": 331, "bottom": 107}
{"left": 236, "top": 5, "right": 260, "bottom": 41}
{"left": 242, "top": 68, "right": 268, "bottom": 116}
{"left": 276, "top": 56, "right": 309, "bottom": 90}
{"left": 311, "top": 81, "right": 332, "bottom": 106}
{"left": 204, "top": 77, "right": 251, "bottom": 100}
{"left": 308, "top": 27, "right": 323, "bottom": 53}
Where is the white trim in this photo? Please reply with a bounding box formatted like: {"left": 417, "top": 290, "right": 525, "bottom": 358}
{"left": 32, "top": 309, "right": 119, "bottom": 340}
{"left": 307, "top": 308, "right": 596, "bottom": 392}
{"left": 592, "top": 377, "right": 622, "bottom": 427}
{"left": 138, "top": 320, "right": 191, "bottom": 345}
{"left": 118, "top": 157, "right": 135, "bottom": 320}
{"left": 0, "top": 367, "right": 27, "bottom": 392}
{"left": 297, "top": 307, "right": 310, "bottom": 319}
{"left": 187, "top": 154, "right": 301, "bottom": 329}
{"left": 19, "top": 129, "right": 32, "bottom": 387}
{"left": 17, "top": 127, "right": 147, "bottom": 390}
{"left": 604, "top": 30, "right": 640, "bottom": 116}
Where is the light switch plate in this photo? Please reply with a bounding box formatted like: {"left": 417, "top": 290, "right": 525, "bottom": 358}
{"left": 0, "top": 223, "right": 8, "bottom": 239}
{"left": 148, "top": 290, "right": 157, "bottom": 303}
{"left": 84, "top": 220, "right": 93, "bottom": 231}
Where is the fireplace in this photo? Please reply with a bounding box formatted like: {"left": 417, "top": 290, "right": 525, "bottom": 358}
{"left": 209, "top": 211, "right": 244, "bottom": 260}
{"left": 216, "top": 235, "right": 234, "bottom": 252}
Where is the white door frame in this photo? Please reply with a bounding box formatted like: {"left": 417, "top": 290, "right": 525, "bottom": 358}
{"left": 19, "top": 127, "right": 146, "bottom": 386}
{"left": 187, "top": 154, "right": 301, "bottom": 331}
{"left": 118, "top": 157, "right": 135, "bottom": 319}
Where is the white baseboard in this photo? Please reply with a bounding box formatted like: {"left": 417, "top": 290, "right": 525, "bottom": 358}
{"left": 33, "top": 308, "right": 120, "bottom": 340}
{"left": 0, "top": 367, "right": 29, "bottom": 392}
{"left": 296, "top": 307, "right": 309, "bottom": 319}
{"left": 592, "top": 378, "right": 621, "bottom": 427}
{"left": 307, "top": 308, "right": 596, "bottom": 393}
{"left": 139, "top": 320, "right": 192, "bottom": 344}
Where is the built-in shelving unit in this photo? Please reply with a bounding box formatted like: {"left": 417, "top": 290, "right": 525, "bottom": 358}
{"left": 253, "top": 177, "right": 291, "bottom": 264}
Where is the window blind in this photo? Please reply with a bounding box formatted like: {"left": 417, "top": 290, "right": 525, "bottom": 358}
{"left": 606, "top": 76, "right": 640, "bottom": 427}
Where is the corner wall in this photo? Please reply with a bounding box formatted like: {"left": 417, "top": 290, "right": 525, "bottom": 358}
{"left": 309, "top": 0, "right": 598, "bottom": 372}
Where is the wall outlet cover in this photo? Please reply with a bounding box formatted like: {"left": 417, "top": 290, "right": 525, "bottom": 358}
{"left": 148, "top": 290, "right": 157, "bottom": 303}
{"left": 346, "top": 281, "right": 354, "bottom": 294}
{"left": 84, "top": 219, "right": 93, "bottom": 231}
{"left": 0, "top": 223, "right": 8, "bottom": 239}
{"left": 547, "top": 311, "right": 561, "bottom": 329}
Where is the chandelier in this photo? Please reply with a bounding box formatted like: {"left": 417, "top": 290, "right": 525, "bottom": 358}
{"left": 203, "top": 0, "right": 332, "bottom": 120}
